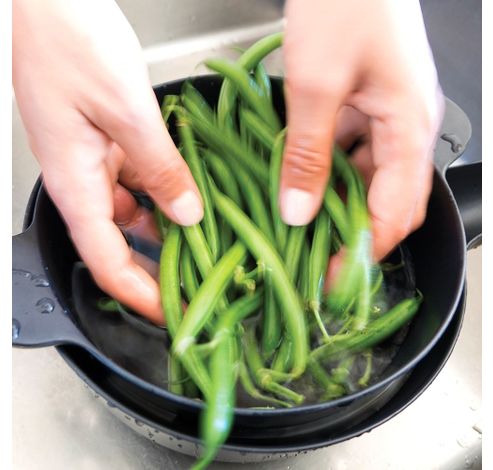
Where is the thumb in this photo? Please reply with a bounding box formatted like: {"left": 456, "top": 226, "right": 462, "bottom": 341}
{"left": 280, "top": 83, "right": 339, "bottom": 226}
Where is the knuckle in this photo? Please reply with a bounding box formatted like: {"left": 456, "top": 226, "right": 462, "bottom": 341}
{"left": 284, "top": 142, "right": 329, "bottom": 180}
{"left": 102, "top": 85, "right": 153, "bottom": 135}
{"left": 286, "top": 73, "right": 347, "bottom": 100}
{"left": 141, "top": 158, "right": 185, "bottom": 194}
{"left": 111, "top": 102, "right": 148, "bottom": 134}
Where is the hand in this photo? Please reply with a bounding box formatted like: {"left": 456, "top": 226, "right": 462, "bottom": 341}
{"left": 13, "top": 0, "right": 204, "bottom": 324}
{"left": 281, "top": 0, "right": 444, "bottom": 261}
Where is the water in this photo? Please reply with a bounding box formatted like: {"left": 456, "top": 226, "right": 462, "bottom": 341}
{"left": 35, "top": 297, "right": 55, "bottom": 314}
{"left": 12, "top": 319, "right": 21, "bottom": 340}
{"left": 71, "top": 242, "right": 417, "bottom": 408}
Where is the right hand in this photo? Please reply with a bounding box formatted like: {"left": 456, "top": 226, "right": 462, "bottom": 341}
{"left": 13, "top": 0, "right": 203, "bottom": 324}
{"left": 280, "top": 0, "right": 444, "bottom": 265}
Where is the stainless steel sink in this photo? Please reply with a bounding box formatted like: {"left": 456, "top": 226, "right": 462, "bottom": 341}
{"left": 12, "top": 1, "right": 481, "bottom": 468}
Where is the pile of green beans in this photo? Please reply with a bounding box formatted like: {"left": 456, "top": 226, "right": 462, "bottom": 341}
{"left": 101, "top": 32, "right": 423, "bottom": 469}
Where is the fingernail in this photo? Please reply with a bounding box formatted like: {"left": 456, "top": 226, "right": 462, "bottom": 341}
{"left": 170, "top": 191, "right": 204, "bottom": 226}
{"left": 280, "top": 188, "right": 315, "bottom": 226}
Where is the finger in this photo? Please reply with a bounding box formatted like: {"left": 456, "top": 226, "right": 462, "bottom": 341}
{"left": 87, "top": 85, "right": 203, "bottom": 227}
{"left": 43, "top": 153, "right": 164, "bottom": 325}
{"left": 367, "top": 116, "right": 435, "bottom": 261}
{"left": 120, "top": 157, "right": 144, "bottom": 191}
{"left": 280, "top": 0, "right": 358, "bottom": 226}
{"left": 280, "top": 77, "right": 342, "bottom": 225}
{"left": 348, "top": 142, "right": 375, "bottom": 189}
{"left": 324, "top": 248, "right": 346, "bottom": 293}
{"left": 114, "top": 185, "right": 161, "bottom": 243}
{"left": 334, "top": 106, "right": 369, "bottom": 151}
{"left": 106, "top": 143, "right": 144, "bottom": 191}
{"left": 113, "top": 183, "right": 139, "bottom": 225}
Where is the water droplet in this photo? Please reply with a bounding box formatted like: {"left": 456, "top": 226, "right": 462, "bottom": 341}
{"left": 135, "top": 419, "right": 144, "bottom": 427}
{"left": 13, "top": 269, "right": 31, "bottom": 279}
{"left": 35, "top": 297, "right": 55, "bottom": 314}
{"left": 12, "top": 319, "right": 21, "bottom": 339}
{"left": 32, "top": 275, "right": 49, "bottom": 287}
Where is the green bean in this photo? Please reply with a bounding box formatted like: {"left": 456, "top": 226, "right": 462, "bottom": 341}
{"left": 160, "top": 94, "right": 180, "bottom": 124}
{"left": 217, "top": 292, "right": 263, "bottom": 330}
{"left": 271, "top": 336, "right": 293, "bottom": 373}
{"left": 308, "top": 210, "right": 331, "bottom": 341}
{"left": 254, "top": 61, "right": 272, "bottom": 101}
{"left": 193, "top": 333, "right": 237, "bottom": 470}
{"left": 298, "top": 241, "right": 311, "bottom": 302}
{"left": 153, "top": 207, "right": 169, "bottom": 240}
{"left": 238, "top": 359, "right": 292, "bottom": 408}
{"left": 228, "top": 161, "right": 275, "bottom": 245}
{"left": 172, "top": 244, "right": 248, "bottom": 398}
{"left": 173, "top": 107, "right": 220, "bottom": 262}
{"left": 311, "top": 294, "right": 423, "bottom": 362}
{"left": 217, "top": 32, "right": 283, "bottom": 128}
{"left": 160, "top": 224, "right": 212, "bottom": 397}
{"left": 330, "top": 356, "right": 355, "bottom": 385}
{"left": 183, "top": 101, "right": 270, "bottom": 186}
{"left": 173, "top": 242, "right": 247, "bottom": 356}
{"left": 167, "top": 354, "right": 184, "bottom": 396}
{"left": 210, "top": 185, "right": 308, "bottom": 378}
{"left": 323, "top": 186, "right": 350, "bottom": 244}
{"left": 196, "top": 334, "right": 237, "bottom": 468}
{"left": 97, "top": 298, "right": 120, "bottom": 312}
{"left": 358, "top": 351, "right": 373, "bottom": 387}
{"left": 261, "top": 268, "right": 281, "bottom": 359}
{"left": 202, "top": 150, "right": 243, "bottom": 207}
{"left": 180, "top": 243, "right": 200, "bottom": 303}
{"left": 284, "top": 226, "right": 308, "bottom": 283}
{"left": 371, "top": 267, "right": 384, "bottom": 298}
{"left": 183, "top": 377, "right": 200, "bottom": 399}
{"left": 205, "top": 59, "right": 280, "bottom": 133}
{"left": 333, "top": 265, "right": 384, "bottom": 330}
{"left": 181, "top": 82, "right": 212, "bottom": 117}
{"left": 352, "top": 252, "right": 372, "bottom": 331}
{"left": 182, "top": 225, "right": 214, "bottom": 278}
{"left": 243, "top": 326, "right": 304, "bottom": 404}
{"left": 160, "top": 224, "right": 183, "bottom": 337}
{"left": 307, "top": 358, "right": 345, "bottom": 399}
{"left": 327, "top": 151, "right": 372, "bottom": 313}
{"left": 239, "top": 107, "right": 276, "bottom": 151}
{"left": 233, "top": 266, "right": 256, "bottom": 294}
{"left": 270, "top": 129, "right": 288, "bottom": 252}
{"left": 182, "top": 224, "right": 232, "bottom": 313}
{"left": 194, "top": 293, "right": 265, "bottom": 468}
{"left": 201, "top": 149, "right": 242, "bottom": 256}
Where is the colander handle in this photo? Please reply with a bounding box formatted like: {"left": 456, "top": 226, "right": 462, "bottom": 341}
{"left": 12, "top": 226, "right": 95, "bottom": 351}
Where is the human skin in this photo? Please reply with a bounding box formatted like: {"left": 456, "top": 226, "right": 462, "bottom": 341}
{"left": 13, "top": 0, "right": 443, "bottom": 323}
